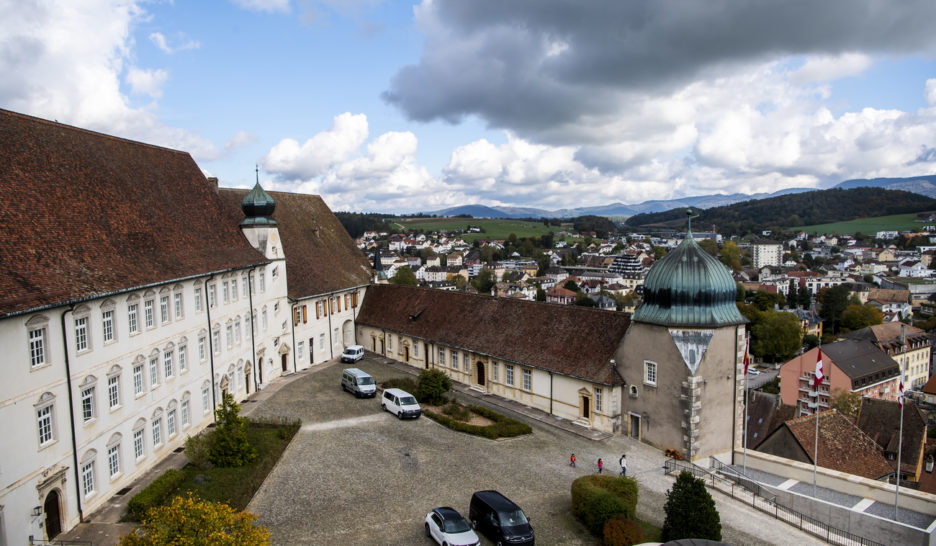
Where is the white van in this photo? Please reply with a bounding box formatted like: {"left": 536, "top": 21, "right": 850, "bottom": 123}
{"left": 341, "top": 368, "right": 376, "bottom": 398}
{"left": 381, "top": 388, "right": 421, "bottom": 419}
{"left": 341, "top": 345, "right": 365, "bottom": 363}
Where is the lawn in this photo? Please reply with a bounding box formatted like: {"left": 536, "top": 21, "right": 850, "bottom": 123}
{"left": 792, "top": 213, "right": 931, "bottom": 235}
{"left": 391, "top": 217, "right": 564, "bottom": 241}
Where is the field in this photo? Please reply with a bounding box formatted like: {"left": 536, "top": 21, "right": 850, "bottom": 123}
{"left": 793, "top": 213, "right": 930, "bottom": 235}
{"left": 390, "top": 217, "right": 564, "bottom": 241}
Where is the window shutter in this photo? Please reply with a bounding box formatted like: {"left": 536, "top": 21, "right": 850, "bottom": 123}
{"left": 302, "top": 305, "right": 307, "bottom": 323}
{"left": 294, "top": 308, "right": 300, "bottom": 326}
{"left": 316, "top": 302, "right": 321, "bottom": 319}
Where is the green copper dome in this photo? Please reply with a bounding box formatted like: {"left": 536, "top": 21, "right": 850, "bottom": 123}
{"left": 633, "top": 234, "right": 746, "bottom": 328}
{"left": 240, "top": 181, "right": 277, "bottom": 226}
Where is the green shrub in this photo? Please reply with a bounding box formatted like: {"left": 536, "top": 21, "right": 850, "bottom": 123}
{"left": 662, "top": 471, "right": 721, "bottom": 542}
{"left": 209, "top": 393, "right": 257, "bottom": 467}
{"left": 381, "top": 377, "right": 418, "bottom": 393}
{"left": 423, "top": 406, "right": 531, "bottom": 440}
{"left": 603, "top": 515, "right": 645, "bottom": 546}
{"left": 571, "top": 475, "right": 639, "bottom": 537}
{"left": 184, "top": 431, "right": 213, "bottom": 468}
{"left": 416, "top": 369, "right": 452, "bottom": 405}
{"left": 442, "top": 402, "right": 471, "bottom": 421}
{"left": 126, "top": 469, "right": 186, "bottom": 521}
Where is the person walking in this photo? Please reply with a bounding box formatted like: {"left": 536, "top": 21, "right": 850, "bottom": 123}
{"left": 619, "top": 454, "right": 627, "bottom": 477}
{"left": 570, "top": 453, "right": 576, "bottom": 467}
{"left": 597, "top": 458, "right": 604, "bottom": 474}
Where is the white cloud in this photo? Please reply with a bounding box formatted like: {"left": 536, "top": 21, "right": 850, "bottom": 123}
{"left": 926, "top": 78, "right": 936, "bottom": 106}
{"left": 262, "top": 113, "right": 369, "bottom": 178}
{"left": 225, "top": 130, "right": 256, "bottom": 151}
{"left": 126, "top": 67, "right": 168, "bottom": 98}
{"left": 231, "top": 0, "right": 291, "bottom": 13}
{"left": 0, "top": 0, "right": 219, "bottom": 160}
{"left": 790, "top": 53, "right": 873, "bottom": 84}
{"left": 148, "top": 32, "right": 200, "bottom": 54}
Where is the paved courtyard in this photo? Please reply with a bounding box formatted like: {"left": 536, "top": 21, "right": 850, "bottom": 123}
{"left": 246, "top": 356, "right": 822, "bottom": 545}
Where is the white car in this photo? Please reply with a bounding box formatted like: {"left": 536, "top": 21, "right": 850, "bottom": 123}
{"left": 425, "top": 507, "right": 480, "bottom": 546}
{"left": 748, "top": 369, "right": 761, "bottom": 376}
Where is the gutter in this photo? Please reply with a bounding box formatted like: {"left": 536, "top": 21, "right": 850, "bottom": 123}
{"left": 60, "top": 305, "right": 83, "bottom": 523}
{"left": 204, "top": 276, "right": 217, "bottom": 420}
{"left": 248, "top": 268, "right": 259, "bottom": 389}
{"left": 289, "top": 301, "right": 298, "bottom": 374}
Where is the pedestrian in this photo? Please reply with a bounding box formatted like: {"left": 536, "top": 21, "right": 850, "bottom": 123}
{"left": 570, "top": 453, "right": 576, "bottom": 467}
{"left": 597, "top": 458, "right": 604, "bottom": 474}
{"left": 619, "top": 453, "right": 627, "bottom": 477}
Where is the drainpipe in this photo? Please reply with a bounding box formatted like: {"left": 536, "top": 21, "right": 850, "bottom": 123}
{"left": 60, "top": 305, "right": 83, "bottom": 523}
{"left": 327, "top": 297, "right": 334, "bottom": 360}
{"left": 204, "top": 276, "right": 217, "bottom": 421}
{"left": 289, "top": 301, "right": 298, "bottom": 373}
{"left": 247, "top": 269, "right": 258, "bottom": 388}
{"left": 549, "top": 372, "right": 554, "bottom": 415}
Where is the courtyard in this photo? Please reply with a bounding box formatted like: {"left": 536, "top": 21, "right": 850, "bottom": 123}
{"left": 245, "top": 355, "right": 821, "bottom": 545}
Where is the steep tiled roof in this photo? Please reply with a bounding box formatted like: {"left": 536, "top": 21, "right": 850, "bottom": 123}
{"left": 356, "top": 284, "right": 629, "bottom": 385}
{"left": 922, "top": 374, "right": 936, "bottom": 395}
{"left": 0, "top": 109, "right": 266, "bottom": 317}
{"left": 857, "top": 398, "right": 927, "bottom": 472}
{"left": 785, "top": 411, "right": 893, "bottom": 480}
{"left": 218, "top": 189, "right": 372, "bottom": 299}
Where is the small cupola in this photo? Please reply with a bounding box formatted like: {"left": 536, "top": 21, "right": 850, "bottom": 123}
{"left": 240, "top": 172, "right": 277, "bottom": 226}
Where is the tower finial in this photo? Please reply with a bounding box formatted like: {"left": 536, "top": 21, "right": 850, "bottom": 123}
{"left": 686, "top": 208, "right": 700, "bottom": 237}
{"left": 255, "top": 164, "right": 259, "bottom": 185}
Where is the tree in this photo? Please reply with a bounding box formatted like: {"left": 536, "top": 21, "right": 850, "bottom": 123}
{"left": 120, "top": 492, "right": 270, "bottom": 545}
{"left": 535, "top": 287, "right": 547, "bottom": 301}
{"left": 473, "top": 267, "right": 496, "bottom": 294}
{"left": 818, "top": 285, "right": 851, "bottom": 333}
{"left": 751, "top": 310, "right": 802, "bottom": 362}
{"left": 786, "top": 280, "right": 798, "bottom": 309}
{"left": 720, "top": 241, "right": 742, "bottom": 272}
{"left": 389, "top": 266, "right": 417, "bottom": 286}
{"left": 840, "top": 304, "right": 883, "bottom": 331}
{"left": 830, "top": 388, "right": 862, "bottom": 419}
{"left": 802, "top": 334, "right": 821, "bottom": 351}
{"left": 751, "top": 290, "right": 785, "bottom": 311}
{"left": 575, "top": 294, "right": 597, "bottom": 307}
{"left": 209, "top": 393, "right": 257, "bottom": 467}
{"left": 697, "top": 238, "right": 719, "bottom": 257}
{"left": 563, "top": 279, "right": 581, "bottom": 292}
{"left": 416, "top": 369, "right": 452, "bottom": 405}
{"left": 661, "top": 471, "right": 721, "bottom": 542}
{"left": 797, "top": 285, "right": 813, "bottom": 308}
{"left": 652, "top": 246, "right": 667, "bottom": 259}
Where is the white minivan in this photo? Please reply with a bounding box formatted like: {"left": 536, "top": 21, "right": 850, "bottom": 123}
{"left": 341, "top": 345, "right": 364, "bottom": 363}
{"left": 381, "top": 388, "right": 421, "bottom": 419}
{"left": 341, "top": 368, "right": 376, "bottom": 398}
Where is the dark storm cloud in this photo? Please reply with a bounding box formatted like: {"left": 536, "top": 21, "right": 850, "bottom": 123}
{"left": 383, "top": 0, "right": 936, "bottom": 133}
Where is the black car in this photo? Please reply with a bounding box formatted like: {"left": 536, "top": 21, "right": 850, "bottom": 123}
{"left": 469, "top": 490, "right": 534, "bottom": 545}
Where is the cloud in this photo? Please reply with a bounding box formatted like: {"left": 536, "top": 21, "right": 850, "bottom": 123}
{"left": 790, "top": 53, "right": 872, "bottom": 84}
{"left": 148, "top": 32, "right": 200, "bottom": 54}
{"left": 927, "top": 78, "right": 936, "bottom": 106}
{"left": 126, "top": 67, "right": 168, "bottom": 98}
{"left": 0, "top": 0, "right": 219, "bottom": 160}
{"left": 231, "top": 0, "right": 291, "bottom": 13}
{"left": 225, "top": 130, "right": 256, "bottom": 151}
{"left": 262, "top": 113, "right": 369, "bottom": 178}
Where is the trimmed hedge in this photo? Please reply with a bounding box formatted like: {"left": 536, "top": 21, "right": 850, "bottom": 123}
{"left": 571, "top": 475, "right": 639, "bottom": 537}
{"left": 423, "top": 405, "right": 532, "bottom": 439}
{"left": 127, "top": 469, "right": 186, "bottom": 522}
{"left": 603, "top": 515, "right": 645, "bottom": 546}
{"left": 381, "top": 377, "right": 418, "bottom": 393}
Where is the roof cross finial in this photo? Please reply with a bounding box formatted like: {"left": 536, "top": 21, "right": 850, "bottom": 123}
{"left": 255, "top": 164, "right": 260, "bottom": 185}
{"left": 686, "top": 208, "right": 700, "bottom": 237}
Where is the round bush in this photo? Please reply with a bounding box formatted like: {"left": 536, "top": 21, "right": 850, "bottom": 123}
{"left": 603, "top": 515, "right": 645, "bottom": 546}
{"left": 571, "top": 475, "right": 638, "bottom": 537}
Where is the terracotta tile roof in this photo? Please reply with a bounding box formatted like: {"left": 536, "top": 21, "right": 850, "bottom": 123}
{"left": 218, "top": 189, "right": 373, "bottom": 299}
{"left": 0, "top": 109, "right": 266, "bottom": 318}
{"left": 922, "top": 374, "right": 936, "bottom": 395}
{"left": 857, "top": 398, "right": 927, "bottom": 472}
{"left": 356, "top": 284, "right": 629, "bottom": 385}
{"left": 785, "top": 411, "right": 893, "bottom": 480}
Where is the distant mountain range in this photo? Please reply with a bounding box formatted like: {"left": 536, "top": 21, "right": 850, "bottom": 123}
{"left": 425, "top": 175, "right": 936, "bottom": 219}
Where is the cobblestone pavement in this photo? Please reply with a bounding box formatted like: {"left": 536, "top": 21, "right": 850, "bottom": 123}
{"left": 247, "top": 356, "right": 823, "bottom": 545}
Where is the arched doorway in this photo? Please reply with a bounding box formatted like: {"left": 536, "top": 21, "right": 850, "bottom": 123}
{"left": 244, "top": 362, "right": 252, "bottom": 394}
{"left": 477, "top": 362, "right": 485, "bottom": 386}
{"left": 404, "top": 345, "right": 409, "bottom": 363}
{"left": 44, "top": 489, "right": 62, "bottom": 539}
{"left": 281, "top": 354, "right": 288, "bottom": 373}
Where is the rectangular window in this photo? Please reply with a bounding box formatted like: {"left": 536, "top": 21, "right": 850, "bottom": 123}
{"left": 492, "top": 362, "right": 499, "bottom": 382}
{"left": 29, "top": 328, "right": 46, "bottom": 367}
{"left": 319, "top": 333, "right": 325, "bottom": 351}
{"left": 102, "top": 310, "right": 114, "bottom": 342}
{"left": 388, "top": 335, "right": 393, "bottom": 351}
{"left": 262, "top": 309, "right": 268, "bottom": 331}
{"left": 133, "top": 429, "right": 144, "bottom": 459}
{"left": 213, "top": 330, "right": 220, "bottom": 354}
{"left": 168, "top": 409, "right": 177, "bottom": 437}
{"left": 506, "top": 364, "right": 515, "bottom": 386}
{"left": 234, "top": 320, "right": 241, "bottom": 344}
{"left": 208, "top": 284, "right": 216, "bottom": 308}
{"left": 644, "top": 361, "right": 657, "bottom": 386}
{"left": 272, "top": 266, "right": 278, "bottom": 279}
{"left": 414, "top": 343, "right": 418, "bottom": 357}
{"left": 452, "top": 352, "right": 459, "bottom": 370}
{"left": 316, "top": 300, "right": 323, "bottom": 319}
{"left": 81, "top": 461, "right": 95, "bottom": 497}
{"left": 231, "top": 279, "right": 238, "bottom": 300}
{"left": 250, "top": 273, "right": 256, "bottom": 295}
{"left": 226, "top": 325, "right": 232, "bottom": 349}
{"left": 199, "top": 336, "right": 206, "bottom": 361}
{"left": 149, "top": 357, "right": 158, "bottom": 387}
{"left": 439, "top": 347, "right": 445, "bottom": 366}
{"left": 174, "top": 293, "right": 183, "bottom": 319}
{"left": 128, "top": 304, "right": 139, "bottom": 334}
{"left": 194, "top": 287, "right": 202, "bottom": 311}
{"left": 522, "top": 369, "right": 531, "bottom": 391}
{"left": 152, "top": 418, "right": 161, "bottom": 447}
{"left": 223, "top": 281, "right": 229, "bottom": 304}
{"left": 595, "top": 387, "right": 603, "bottom": 413}
{"left": 37, "top": 405, "right": 53, "bottom": 445}
{"left": 202, "top": 387, "right": 210, "bottom": 413}
{"left": 242, "top": 275, "right": 248, "bottom": 298}
{"left": 133, "top": 364, "right": 143, "bottom": 395}
{"left": 182, "top": 400, "right": 190, "bottom": 426}
{"left": 259, "top": 271, "right": 266, "bottom": 292}
{"left": 144, "top": 300, "right": 154, "bottom": 328}
{"left": 108, "top": 376, "right": 119, "bottom": 409}
{"left": 107, "top": 444, "right": 120, "bottom": 477}
{"left": 164, "top": 351, "right": 173, "bottom": 379}
{"left": 81, "top": 386, "right": 95, "bottom": 422}
{"left": 298, "top": 341, "right": 304, "bottom": 360}
{"left": 75, "top": 317, "right": 89, "bottom": 352}
{"left": 160, "top": 295, "right": 169, "bottom": 323}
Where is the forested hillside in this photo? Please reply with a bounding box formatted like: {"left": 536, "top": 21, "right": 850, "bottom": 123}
{"left": 624, "top": 188, "right": 936, "bottom": 233}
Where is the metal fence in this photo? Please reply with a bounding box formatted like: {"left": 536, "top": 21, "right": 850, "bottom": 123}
{"left": 663, "top": 458, "right": 884, "bottom": 546}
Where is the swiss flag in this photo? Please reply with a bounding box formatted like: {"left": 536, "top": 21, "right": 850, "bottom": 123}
{"left": 813, "top": 348, "right": 824, "bottom": 389}
{"left": 898, "top": 378, "right": 905, "bottom": 409}
{"left": 743, "top": 337, "right": 751, "bottom": 376}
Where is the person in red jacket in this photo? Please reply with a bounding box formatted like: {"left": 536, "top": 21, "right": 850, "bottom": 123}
{"left": 569, "top": 453, "right": 576, "bottom": 467}
{"left": 597, "top": 458, "right": 604, "bottom": 474}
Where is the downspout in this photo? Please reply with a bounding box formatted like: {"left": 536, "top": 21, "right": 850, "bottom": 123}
{"left": 327, "top": 298, "right": 334, "bottom": 360}
{"left": 60, "top": 305, "right": 83, "bottom": 523}
{"left": 289, "top": 300, "right": 297, "bottom": 374}
{"left": 549, "top": 372, "right": 554, "bottom": 416}
{"left": 204, "top": 276, "right": 217, "bottom": 421}
{"left": 248, "top": 269, "right": 258, "bottom": 389}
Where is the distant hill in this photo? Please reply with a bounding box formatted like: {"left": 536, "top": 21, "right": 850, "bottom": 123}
{"left": 624, "top": 187, "right": 936, "bottom": 234}
{"left": 834, "top": 175, "right": 936, "bottom": 198}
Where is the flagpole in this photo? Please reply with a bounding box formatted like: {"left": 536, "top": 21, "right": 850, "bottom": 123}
{"left": 743, "top": 336, "right": 750, "bottom": 474}
{"left": 896, "top": 376, "right": 905, "bottom": 521}
{"left": 812, "top": 347, "right": 824, "bottom": 498}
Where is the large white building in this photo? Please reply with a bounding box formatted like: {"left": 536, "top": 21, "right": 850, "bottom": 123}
{"left": 751, "top": 241, "right": 784, "bottom": 269}
{"left": 0, "top": 109, "right": 371, "bottom": 544}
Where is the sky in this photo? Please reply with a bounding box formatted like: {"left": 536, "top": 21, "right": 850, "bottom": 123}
{"left": 3, "top": 0, "right": 936, "bottom": 214}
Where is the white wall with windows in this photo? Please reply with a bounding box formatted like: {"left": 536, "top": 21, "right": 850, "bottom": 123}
{"left": 289, "top": 286, "right": 367, "bottom": 371}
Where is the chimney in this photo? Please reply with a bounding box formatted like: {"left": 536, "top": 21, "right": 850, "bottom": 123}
{"left": 207, "top": 176, "right": 219, "bottom": 188}
{"left": 900, "top": 324, "right": 906, "bottom": 346}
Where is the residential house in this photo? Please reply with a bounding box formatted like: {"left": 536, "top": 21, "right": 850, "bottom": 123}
{"left": 546, "top": 286, "right": 577, "bottom": 305}
{"left": 843, "top": 323, "right": 931, "bottom": 389}
{"left": 857, "top": 398, "right": 928, "bottom": 482}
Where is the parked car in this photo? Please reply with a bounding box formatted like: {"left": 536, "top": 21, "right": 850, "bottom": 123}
{"left": 341, "top": 345, "right": 365, "bottom": 363}
{"left": 469, "top": 490, "right": 534, "bottom": 545}
{"left": 425, "top": 507, "right": 480, "bottom": 546}
{"left": 341, "top": 368, "right": 376, "bottom": 398}
{"left": 748, "top": 369, "right": 761, "bottom": 376}
{"left": 381, "top": 388, "right": 421, "bottom": 419}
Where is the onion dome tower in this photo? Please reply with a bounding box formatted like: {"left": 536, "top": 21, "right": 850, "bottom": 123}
{"left": 238, "top": 167, "right": 281, "bottom": 259}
